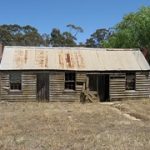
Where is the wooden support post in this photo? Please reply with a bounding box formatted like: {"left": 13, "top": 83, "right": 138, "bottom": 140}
{"left": 86, "top": 76, "right": 89, "bottom": 90}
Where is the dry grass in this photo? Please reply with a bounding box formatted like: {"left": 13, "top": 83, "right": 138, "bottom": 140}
{"left": 0, "top": 99, "right": 150, "bottom": 150}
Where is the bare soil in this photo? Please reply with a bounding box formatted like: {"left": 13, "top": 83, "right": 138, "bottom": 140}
{"left": 0, "top": 99, "right": 150, "bottom": 150}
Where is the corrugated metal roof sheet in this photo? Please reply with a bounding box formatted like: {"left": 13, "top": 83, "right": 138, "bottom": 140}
{"left": 0, "top": 46, "right": 149, "bottom": 71}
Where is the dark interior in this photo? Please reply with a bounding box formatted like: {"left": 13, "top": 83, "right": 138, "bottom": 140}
{"left": 88, "top": 74, "right": 109, "bottom": 102}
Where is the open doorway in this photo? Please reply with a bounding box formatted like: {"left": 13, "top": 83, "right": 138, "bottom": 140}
{"left": 88, "top": 74, "right": 109, "bottom": 102}
{"left": 98, "top": 75, "right": 109, "bottom": 102}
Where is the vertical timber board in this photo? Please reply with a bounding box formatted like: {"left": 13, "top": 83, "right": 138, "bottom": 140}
{"left": 37, "top": 73, "right": 49, "bottom": 101}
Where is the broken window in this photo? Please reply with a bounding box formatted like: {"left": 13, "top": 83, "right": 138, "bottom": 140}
{"left": 65, "top": 72, "right": 76, "bottom": 90}
{"left": 10, "top": 73, "right": 22, "bottom": 90}
{"left": 126, "top": 72, "right": 135, "bottom": 90}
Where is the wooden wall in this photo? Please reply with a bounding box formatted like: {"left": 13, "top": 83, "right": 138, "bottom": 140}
{"left": 109, "top": 72, "right": 150, "bottom": 100}
{"left": 0, "top": 71, "right": 149, "bottom": 102}
{"left": 0, "top": 71, "right": 86, "bottom": 102}
{"left": 49, "top": 71, "right": 86, "bottom": 102}
{"left": 0, "top": 72, "right": 36, "bottom": 102}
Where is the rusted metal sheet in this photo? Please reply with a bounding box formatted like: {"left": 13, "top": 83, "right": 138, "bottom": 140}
{"left": 0, "top": 46, "right": 149, "bottom": 71}
{"left": 35, "top": 51, "right": 48, "bottom": 68}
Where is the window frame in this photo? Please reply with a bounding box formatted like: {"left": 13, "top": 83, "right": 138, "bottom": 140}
{"left": 9, "top": 72, "right": 22, "bottom": 91}
{"left": 125, "top": 72, "right": 136, "bottom": 91}
{"left": 64, "top": 72, "right": 76, "bottom": 91}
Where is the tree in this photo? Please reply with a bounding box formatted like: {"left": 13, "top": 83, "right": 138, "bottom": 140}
{"left": 0, "top": 24, "right": 43, "bottom": 46}
{"left": 102, "top": 6, "right": 150, "bottom": 50}
{"left": 50, "top": 28, "right": 77, "bottom": 47}
{"left": 102, "top": 6, "right": 150, "bottom": 62}
{"left": 66, "top": 24, "right": 83, "bottom": 37}
{"left": 85, "top": 28, "right": 110, "bottom": 47}
{"left": 41, "top": 33, "right": 51, "bottom": 46}
{"left": 0, "top": 27, "right": 13, "bottom": 45}
{"left": 22, "top": 25, "right": 43, "bottom": 46}
{"left": 50, "top": 28, "right": 65, "bottom": 47}
{"left": 62, "top": 32, "right": 76, "bottom": 47}
{"left": 85, "top": 38, "right": 96, "bottom": 47}
{"left": 0, "top": 24, "right": 78, "bottom": 47}
{"left": 0, "top": 24, "right": 24, "bottom": 45}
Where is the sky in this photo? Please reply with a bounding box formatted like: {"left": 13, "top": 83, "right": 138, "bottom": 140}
{"left": 0, "top": 0, "right": 150, "bottom": 43}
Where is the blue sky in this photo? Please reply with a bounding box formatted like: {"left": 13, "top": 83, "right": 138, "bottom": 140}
{"left": 0, "top": 0, "right": 150, "bottom": 43}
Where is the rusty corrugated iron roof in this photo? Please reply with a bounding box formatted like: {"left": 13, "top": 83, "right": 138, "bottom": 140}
{"left": 0, "top": 46, "right": 149, "bottom": 71}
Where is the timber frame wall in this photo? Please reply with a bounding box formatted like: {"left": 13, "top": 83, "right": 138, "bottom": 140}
{"left": 0, "top": 71, "right": 149, "bottom": 102}
{"left": 0, "top": 71, "right": 86, "bottom": 102}
{"left": 0, "top": 71, "right": 36, "bottom": 101}
{"left": 110, "top": 72, "right": 150, "bottom": 100}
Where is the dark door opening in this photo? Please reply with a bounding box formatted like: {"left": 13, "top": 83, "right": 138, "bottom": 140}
{"left": 98, "top": 75, "right": 109, "bottom": 102}
{"left": 37, "top": 73, "right": 49, "bottom": 101}
{"left": 88, "top": 74, "right": 98, "bottom": 91}
{"left": 88, "top": 74, "right": 109, "bottom": 102}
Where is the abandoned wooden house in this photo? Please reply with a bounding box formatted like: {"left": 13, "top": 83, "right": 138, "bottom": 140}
{"left": 0, "top": 45, "right": 150, "bottom": 102}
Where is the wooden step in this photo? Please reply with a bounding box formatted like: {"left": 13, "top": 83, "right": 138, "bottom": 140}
{"left": 80, "top": 90, "right": 99, "bottom": 103}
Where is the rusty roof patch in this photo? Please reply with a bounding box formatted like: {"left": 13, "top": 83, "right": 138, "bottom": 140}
{"left": 77, "top": 51, "right": 85, "bottom": 68}
{"left": 15, "top": 50, "right": 27, "bottom": 68}
{"left": 24, "top": 50, "right": 28, "bottom": 64}
{"left": 35, "top": 51, "right": 48, "bottom": 68}
{"left": 65, "top": 53, "right": 75, "bottom": 69}
{"left": 1, "top": 46, "right": 150, "bottom": 71}
{"left": 58, "top": 52, "right": 64, "bottom": 69}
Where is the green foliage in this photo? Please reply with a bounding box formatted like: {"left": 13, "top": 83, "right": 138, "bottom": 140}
{"left": 0, "top": 27, "right": 13, "bottom": 45}
{"left": 0, "top": 24, "right": 43, "bottom": 46}
{"left": 50, "top": 28, "right": 76, "bottom": 47}
{"left": 50, "top": 28, "right": 64, "bottom": 47}
{"left": 66, "top": 24, "right": 83, "bottom": 37}
{"left": 22, "top": 25, "right": 43, "bottom": 46}
{"left": 1, "top": 7, "right": 150, "bottom": 50}
{"left": 62, "top": 32, "right": 76, "bottom": 47}
{"left": 85, "top": 28, "right": 110, "bottom": 47}
{"left": 85, "top": 38, "right": 96, "bottom": 47}
{"left": 102, "top": 6, "right": 150, "bottom": 49}
{"left": 41, "top": 33, "right": 51, "bottom": 47}
{"left": 0, "top": 24, "right": 77, "bottom": 47}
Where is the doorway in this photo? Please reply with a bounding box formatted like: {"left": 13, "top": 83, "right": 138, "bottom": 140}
{"left": 98, "top": 75, "right": 109, "bottom": 102}
{"left": 88, "top": 74, "right": 109, "bottom": 102}
{"left": 37, "top": 73, "right": 49, "bottom": 101}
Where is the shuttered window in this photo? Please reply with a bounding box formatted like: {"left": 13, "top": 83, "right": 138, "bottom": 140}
{"left": 65, "top": 72, "right": 76, "bottom": 90}
{"left": 10, "top": 73, "right": 22, "bottom": 90}
{"left": 126, "top": 72, "right": 135, "bottom": 90}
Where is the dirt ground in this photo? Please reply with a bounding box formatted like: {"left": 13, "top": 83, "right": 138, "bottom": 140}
{"left": 0, "top": 99, "right": 150, "bottom": 150}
